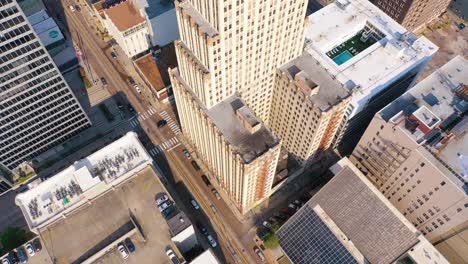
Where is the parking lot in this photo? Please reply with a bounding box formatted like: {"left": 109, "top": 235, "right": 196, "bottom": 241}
{"left": 37, "top": 166, "right": 182, "bottom": 264}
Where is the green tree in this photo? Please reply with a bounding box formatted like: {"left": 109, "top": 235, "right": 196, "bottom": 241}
{"left": 0, "top": 227, "right": 35, "bottom": 254}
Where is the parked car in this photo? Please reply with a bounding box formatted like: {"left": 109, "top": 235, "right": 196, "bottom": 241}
{"left": 100, "top": 77, "right": 107, "bottom": 86}
{"left": 162, "top": 206, "right": 175, "bottom": 219}
{"left": 127, "top": 104, "right": 135, "bottom": 112}
{"left": 157, "top": 119, "right": 167, "bottom": 128}
{"left": 281, "top": 207, "right": 295, "bottom": 216}
{"left": 111, "top": 52, "right": 118, "bottom": 59}
{"left": 74, "top": 5, "right": 81, "bottom": 11}
{"left": 166, "top": 248, "right": 180, "bottom": 264}
{"left": 124, "top": 238, "right": 135, "bottom": 252}
{"left": 190, "top": 199, "right": 200, "bottom": 210}
{"left": 182, "top": 149, "right": 191, "bottom": 159}
{"left": 156, "top": 194, "right": 169, "bottom": 205}
{"left": 128, "top": 76, "right": 136, "bottom": 85}
{"left": 262, "top": 221, "right": 272, "bottom": 229}
{"left": 32, "top": 239, "right": 42, "bottom": 252}
{"left": 292, "top": 199, "right": 304, "bottom": 207}
{"left": 2, "top": 258, "right": 11, "bottom": 264}
{"left": 288, "top": 203, "right": 299, "bottom": 211}
{"left": 116, "top": 102, "right": 123, "bottom": 110}
{"left": 206, "top": 235, "right": 217, "bottom": 248}
{"left": 117, "top": 244, "right": 129, "bottom": 259}
{"left": 257, "top": 228, "right": 269, "bottom": 240}
{"left": 191, "top": 161, "right": 200, "bottom": 171}
{"left": 273, "top": 212, "right": 288, "bottom": 221}
{"left": 16, "top": 247, "right": 27, "bottom": 263}
{"left": 253, "top": 246, "right": 266, "bottom": 262}
{"left": 134, "top": 84, "right": 141, "bottom": 93}
{"left": 196, "top": 223, "right": 209, "bottom": 236}
{"left": 211, "top": 188, "right": 221, "bottom": 200}
{"left": 7, "top": 251, "right": 18, "bottom": 264}
{"left": 201, "top": 175, "right": 211, "bottom": 186}
{"left": 159, "top": 201, "right": 172, "bottom": 212}
{"left": 459, "top": 23, "right": 465, "bottom": 30}
{"left": 25, "top": 243, "right": 35, "bottom": 256}
{"left": 69, "top": 5, "right": 75, "bottom": 11}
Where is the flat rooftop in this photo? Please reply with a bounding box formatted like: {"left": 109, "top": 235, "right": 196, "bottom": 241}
{"left": 278, "top": 158, "right": 423, "bottom": 264}
{"left": 206, "top": 95, "right": 280, "bottom": 163}
{"left": 134, "top": 53, "right": 166, "bottom": 92}
{"left": 104, "top": 0, "right": 146, "bottom": 31}
{"left": 305, "top": 0, "right": 438, "bottom": 117}
{"left": 15, "top": 132, "right": 152, "bottom": 230}
{"left": 190, "top": 249, "right": 221, "bottom": 264}
{"left": 166, "top": 211, "right": 192, "bottom": 237}
{"left": 279, "top": 52, "right": 351, "bottom": 112}
{"left": 135, "top": 0, "right": 174, "bottom": 19}
{"left": 380, "top": 56, "right": 468, "bottom": 187}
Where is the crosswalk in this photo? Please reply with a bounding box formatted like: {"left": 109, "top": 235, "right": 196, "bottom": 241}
{"left": 160, "top": 111, "right": 181, "bottom": 135}
{"left": 148, "top": 136, "right": 181, "bottom": 157}
{"left": 129, "top": 107, "right": 158, "bottom": 128}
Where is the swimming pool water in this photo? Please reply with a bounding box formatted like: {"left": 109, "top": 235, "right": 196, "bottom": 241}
{"left": 333, "top": 50, "right": 353, "bottom": 65}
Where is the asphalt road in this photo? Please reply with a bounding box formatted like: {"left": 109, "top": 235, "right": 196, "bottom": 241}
{"left": 0, "top": 190, "right": 28, "bottom": 232}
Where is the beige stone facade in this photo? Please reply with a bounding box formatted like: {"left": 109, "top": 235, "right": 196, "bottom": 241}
{"left": 350, "top": 56, "right": 468, "bottom": 263}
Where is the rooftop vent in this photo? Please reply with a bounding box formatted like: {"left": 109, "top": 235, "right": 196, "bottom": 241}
{"left": 236, "top": 106, "right": 261, "bottom": 134}
{"left": 294, "top": 71, "right": 320, "bottom": 97}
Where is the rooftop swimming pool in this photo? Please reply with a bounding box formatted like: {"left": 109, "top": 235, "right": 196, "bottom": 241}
{"left": 332, "top": 51, "right": 353, "bottom": 65}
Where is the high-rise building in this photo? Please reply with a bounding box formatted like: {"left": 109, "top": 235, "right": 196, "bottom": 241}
{"left": 370, "top": 0, "right": 451, "bottom": 32}
{"left": 277, "top": 157, "right": 449, "bottom": 264}
{"left": 0, "top": 0, "right": 91, "bottom": 172}
{"left": 169, "top": 0, "right": 308, "bottom": 214}
{"left": 350, "top": 56, "right": 468, "bottom": 263}
{"left": 304, "top": 0, "right": 438, "bottom": 156}
{"left": 269, "top": 53, "right": 351, "bottom": 165}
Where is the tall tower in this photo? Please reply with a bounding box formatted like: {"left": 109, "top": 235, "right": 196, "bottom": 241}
{"left": 0, "top": 0, "right": 91, "bottom": 173}
{"left": 170, "top": 0, "right": 307, "bottom": 214}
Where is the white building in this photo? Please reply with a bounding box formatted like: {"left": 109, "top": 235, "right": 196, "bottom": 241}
{"left": 350, "top": 56, "right": 468, "bottom": 263}
{"left": 167, "top": 211, "right": 198, "bottom": 254}
{"left": 304, "top": 0, "right": 438, "bottom": 155}
{"left": 103, "top": 0, "right": 151, "bottom": 58}
{"left": 190, "top": 249, "right": 220, "bottom": 264}
{"left": 0, "top": 0, "right": 91, "bottom": 180}
{"left": 15, "top": 132, "right": 152, "bottom": 233}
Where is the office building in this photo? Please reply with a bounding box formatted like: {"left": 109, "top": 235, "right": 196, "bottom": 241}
{"left": 169, "top": 0, "right": 308, "bottom": 214}
{"left": 269, "top": 53, "right": 351, "bottom": 165}
{"left": 350, "top": 56, "right": 468, "bottom": 263}
{"left": 370, "top": 0, "right": 451, "bottom": 31}
{"left": 277, "top": 157, "right": 449, "bottom": 264}
{"left": 0, "top": 0, "right": 91, "bottom": 174}
{"left": 103, "top": 0, "right": 151, "bottom": 58}
{"left": 304, "top": 0, "right": 437, "bottom": 155}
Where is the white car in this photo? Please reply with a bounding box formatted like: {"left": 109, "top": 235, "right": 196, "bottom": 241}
{"left": 254, "top": 246, "right": 266, "bottom": 262}
{"left": 159, "top": 201, "right": 171, "bottom": 212}
{"left": 69, "top": 5, "right": 75, "bottom": 12}
{"left": 118, "top": 244, "right": 129, "bottom": 259}
{"left": 166, "top": 249, "right": 180, "bottom": 264}
{"left": 156, "top": 194, "right": 169, "bottom": 206}
{"left": 134, "top": 84, "right": 141, "bottom": 93}
{"left": 190, "top": 199, "right": 200, "bottom": 210}
{"left": 207, "top": 235, "right": 217, "bottom": 248}
{"left": 2, "top": 258, "right": 11, "bottom": 264}
{"left": 25, "top": 243, "right": 35, "bottom": 256}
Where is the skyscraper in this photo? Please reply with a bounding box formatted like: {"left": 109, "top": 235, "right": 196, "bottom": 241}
{"left": 0, "top": 0, "right": 91, "bottom": 174}
{"left": 169, "top": 0, "right": 307, "bottom": 214}
{"left": 350, "top": 56, "right": 468, "bottom": 263}
{"left": 370, "top": 0, "right": 451, "bottom": 32}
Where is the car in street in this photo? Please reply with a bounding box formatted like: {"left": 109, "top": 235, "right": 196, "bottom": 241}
{"left": 134, "top": 84, "right": 141, "bottom": 93}
{"left": 211, "top": 188, "right": 221, "bottom": 200}
{"left": 162, "top": 205, "right": 175, "bottom": 219}
{"left": 124, "top": 238, "right": 135, "bottom": 252}
{"left": 156, "top": 194, "right": 169, "bottom": 205}
{"left": 157, "top": 119, "right": 167, "bottom": 128}
{"left": 32, "top": 239, "right": 42, "bottom": 252}
{"left": 273, "top": 212, "right": 288, "bottom": 222}
{"left": 257, "top": 228, "right": 269, "bottom": 241}
{"left": 262, "top": 221, "right": 272, "bottom": 229}
{"left": 206, "top": 235, "right": 217, "bottom": 248}
{"left": 159, "top": 201, "right": 172, "bottom": 212}
{"left": 190, "top": 199, "right": 200, "bottom": 210}
{"left": 2, "top": 258, "right": 10, "bottom": 264}
{"left": 196, "top": 223, "right": 209, "bottom": 236}
{"left": 117, "top": 243, "right": 129, "bottom": 259}
{"left": 25, "top": 243, "right": 35, "bottom": 256}
{"left": 74, "top": 5, "right": 81, "bottom": 11}
{"left": 166, "top": 248, "right": 180, "bottom": 264}
{"left": 100, "top": 77, "right": 107, "bottom": 86}
{"left": 182, "top": 149, "right": 191, "bottom": 159}
{"left": 69, "top": 5, "right": 75, "bottom": 11}
{"left": 281, "top": 207, "right": 295, "bottom": 216}
{"left": 111, "top": 52, "right": 118, "bottom": 59}
{"left": 459, "top": 23, "right": 465, "bottom": 30}
{"left": 288, "top": 203, "right": 299, "bottom": 211}
{"left": 7, "top": 251, "right": 18, "bottom": 264}
{"left": 191, "top": 161, "right": 200, "bottom": 171}
{"left": 128, "top": 76, "right": 136, "bottom": 85}
{"left": 254, "top": 246, "right": 266, "bottom": 262}
{"left": 201, "top": 175, "right": 211, "bottom": 186}
{"left": 116, "top": 102, "right": 124, "bottom": 110}
{"left": 16, "top": 247, "right": 27, "bottom": 263}
{"left": 127, "top": 104, "right": 135, "bottom": 112}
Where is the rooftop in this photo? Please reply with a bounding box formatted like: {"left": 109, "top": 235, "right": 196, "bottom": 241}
{"left": 134, "top": 53, "right": 166, "bottom": 92}
{"left": 15, "top": 132, "right": 152, "bottom": 230}
{"left": 380, "top": 56, "right": 468, "bottom": 185}
{"left": 177, "top": 0, "right": 218, "bottom": 38}
{"left": 104, "top": 0, "right": 146, "bottom": 31}
{"left": 190, "top": 249, "right": 221, "bottom": 264}
{"left": 279, "top": 52, "right": 351, "bottom": 112}
{"left": 166, "top": 211, "right": 192, "bottom": 237}
{"left": 134, "top": 0, "right": 174, "bottom": 19}
{"left": 305, "top": 0, "right": 438, "bottom": 116}
{"left": 278, "top": 158, "right": 447, "bottom": 264}
{"left": 206, "top": 95, "right": 280, "bottom": 163}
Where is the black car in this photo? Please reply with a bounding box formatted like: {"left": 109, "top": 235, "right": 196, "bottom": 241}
{"left": 100, "top": 77, "right": 107, "bottom": 86}
{"left": 124, "top": 238, "right": 135, "bottom": 252}
{"left": 196, "top": 223, "right": 209, "bottom": 236}
{"left": 111, "top": 52, "right": 118, "bottom": 59}
{"left": 201, "top": 175, "right": 211, "bottom": 186}
{"left": 117, "top": 102, "right": 124, "bottom": 110}
{"left": 32, "top": 238, "right": 42, "bottom": 252}
{"left": 128, "top": 76, "right": 136, "bottom": 85}
{"left": 257, "top": 228, "right": 269, "bottom": 241}
{"left": 191, "top": 161, "right": 200, "bottom": 171}
{"left": 16, "top": 247, "right": 27, "bottom": 263}
{"left": 8, "top": 251, "right": 19, "bottom": 264}
{"left": 157, "top": 119, "right": 167, "bottom": 128}
{"left": 162, "top": 205, "right": 175, "bottom": 219}
{"left": 127, "top": 104, "right": 135, "bottom": 112}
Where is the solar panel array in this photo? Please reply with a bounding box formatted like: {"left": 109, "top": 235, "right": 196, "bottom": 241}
{"left": 277, "top": 206, "right": 358, "bottom": 264}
